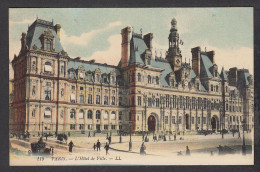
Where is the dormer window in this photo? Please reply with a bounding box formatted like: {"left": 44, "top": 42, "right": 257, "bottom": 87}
{"left": 171, "top": 79, "right": 174, "bottom": 87}
{"left": 96, "top": 74, "right": 100, "bottom": 82}
{"left": 79, "top": 72, "right": 84, "bottom": 80}
{"left": 156, "top": 76, "right": 159, "bottom": 85}
{"left": 41, "top": 29, "right": 54, "bottom": 51}
{"left": 148, "top": 75, "right": 151, "bottom": 84}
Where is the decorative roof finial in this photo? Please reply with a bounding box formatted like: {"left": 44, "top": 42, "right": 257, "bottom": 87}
{"left": 36, "top": 15, "right": 38, "bottom": 19}
{"left": 155, "top": 48, "right": 157, "bottom": 57}
{"left": 205, "top": 47, "right": 207, "bottom": 52}
{"left": 185, "top": 57, "right": 186, "bottom": 64}
{"left": 132, "top": 26, "right": 134, "bottom": 32}
{"left": 140, "top": 28, "right": 142, "bottom": 35}
{"left": 160, "top": 50, "right": 162, "bottom": 58}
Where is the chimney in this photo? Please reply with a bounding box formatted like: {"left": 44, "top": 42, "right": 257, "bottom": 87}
{"left": 121, "top": 26, "right": 132, "bottom": 68}
{"left": 143, "top": 33, "right": 153, "bottom": 50}
{"left": 55, "top": 24, "right": 61, "bottom": 40}
{"left": 191, "top": 46, "right": 201, "bottom": 76}
{"left": 206, "top": 51, "right": 215, "bottom": 64}
{"left": 228, "top": 67, "right": 238, "bottom": 86}
{"left": 21, "top": 32, "right": 27, "bottom": 51}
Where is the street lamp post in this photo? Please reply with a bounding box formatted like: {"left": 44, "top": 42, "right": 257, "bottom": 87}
{"left": 142, "top": 94, "right": 148, "bottom": 140}
{"left": 41, "top": 121, "right": 44, "bottom": 136}
{"left": 195, "top": 99, "right": 198, "bottom": 131}
{"left": 242, "top": 119, "right": 246, "bottom": 155}
{"left": 176, "top": 97, "right": 179, "bottom": 134}
{"left": 183, "top": 97, "right": 186, "bottom": 133}
{"left": 129, "top": 121, "right": 132, "bottom": 151}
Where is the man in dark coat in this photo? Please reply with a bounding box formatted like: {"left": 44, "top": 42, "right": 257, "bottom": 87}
{"left": 104, "top": 142, "right": 109, "bottom": 155}
{"left": 186, "top": 146, "right": 190, "bottom": 156}
{"left": 68, "top": 140, "right": 74, "bottom": 152}
{"left": 174, "top": 134, "right": 176, "bottom": 141}
{"left": 97, "top": 139, "right": 101, "bottom": 151}
{"left": 140, "top": 142, "right": 146, "bottom": 155}
{"left": 109, "top": 136, "right": 112, "bottom": 144}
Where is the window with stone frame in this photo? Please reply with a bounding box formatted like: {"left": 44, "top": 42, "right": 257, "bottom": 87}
{"left": 138, "top": 73, "right": 141, "bottom": 82}
{"left": 104, "top": 125, "right": 108, "bottom": 130}
{"left": 119, "top": 111, "right": 122, "bottom": 120}
{"left": 104, "top": 96, "right": 108, "bottom": 105}
{"left": 138, "top": 96, "right": 142, "bottom": 106}
{"left": 165, "top": 116, "right": 169, "bottom": 124}
{"left": 44, "top": 107, "right": 51, "bottom": 119}
{"left": 156, "top": 76, "right": 159, "bottom": 85}
{"left": 172, "top": 116, "right": 176, "bottom": 124}
{"left": 111, "top": 96, "right": 116, "bottom": 105}
{"left": 88, "top": 94, "right": 92, "bottom": 104}
{"left": 45, "top": 90, "right": 51, "bottom": 100}
{"left": 96, "top": 95, "right": 100, "bottom": 104}
{"left": 96, "top": 110, "right": 101, "bottom": 119}
{"left": 80, "top": 95, "right": 84, "bottom": 104}
{"left": 44, "top": 61, "right": 52, "bottom": 74}
{"left": 87, "top": 110, "right": 92, "bottom": 119}
{"left": 70, "top": 109, "right": 76, "bottom": 119}
{"left": 70, "top": 124, "right": 76, "bottom": 130}
{"left": 148, "top": 75, "right": 152, "bottom": 84}
{"left": 156, "top": 98, "right": 160, "bottom": 107}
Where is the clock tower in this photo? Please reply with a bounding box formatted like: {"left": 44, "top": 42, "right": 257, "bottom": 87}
{"left": 166, "top": 17, "right": 182, "bottom": 72}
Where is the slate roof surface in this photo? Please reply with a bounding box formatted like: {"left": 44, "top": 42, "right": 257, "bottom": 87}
{"left": 26, "top": 19, "right": 64, "bottom": 52}
{"left": 200, "top": 53, "right": 220, "bottom": 78}
{"left": 67, "top": 60, "right": 120, "bottom": 76}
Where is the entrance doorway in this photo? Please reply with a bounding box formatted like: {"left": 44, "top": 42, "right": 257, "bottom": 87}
{"left": 96, "top": 124, "right": 101, "bottom": 132}
{"left": 185, "top": 114, "right": 189, "bottom": 129}
{"left": 148, "top": 115, "right": 156, "bottom": 132}
{"left": 211, "top": 117, "right": 217, "bottom": 131}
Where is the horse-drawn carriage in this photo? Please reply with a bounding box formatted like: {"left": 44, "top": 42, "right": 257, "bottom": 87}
{"left": 28, "top": 137, "right": 53, "bottom": 155}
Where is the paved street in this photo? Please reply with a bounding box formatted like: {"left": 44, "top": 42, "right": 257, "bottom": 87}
{"left": 10, "top": 132, "right": 254, "bottom": 165}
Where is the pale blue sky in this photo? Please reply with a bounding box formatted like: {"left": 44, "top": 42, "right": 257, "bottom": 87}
{"left": 9, "top": 8, "right": 253, "bottom": 78}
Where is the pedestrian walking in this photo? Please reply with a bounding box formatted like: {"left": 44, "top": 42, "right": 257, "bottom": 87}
{"left": 88, "top": 131, "right": 91, "bottom": 137}
{"left": 174, "top": 134, "right": 176, "bottom": 141}
{"left": 97, "top": 139, "right": 101, "bottom": 151}
{"left": 186, "top": 146, "right": 190, "bottom": 156}
{"left": 93, "top": 143, "right": 96, "bottom": 151}
{"left": 238, "top": 132, "right": 241, "bottom": 139}
{"left": 68, "top": 140, "right": 74, "bottom": 153}
{"left": 109, "top": 136, "right": 112, "bottom": 144}
{"left": 104, "top": 142, "right": 109, "bottom": 155}
{"left": 140, "top": 142, "right": 146, "bottom": 155}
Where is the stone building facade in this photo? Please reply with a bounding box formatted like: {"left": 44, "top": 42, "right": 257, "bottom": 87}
{"left": 11, "top": 18, "right": 254, "bottom": 134}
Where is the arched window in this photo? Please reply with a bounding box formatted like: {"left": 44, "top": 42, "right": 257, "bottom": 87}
{"left": 156, "top": 76, "right": 159, "bottom": 85}
{"left": 44, "top": 107, "right": 51, "bottom": 118}
{"left": 87, "top": 110, "right": 92, "bottom": 119}
{"left": 103, "top": 111, "right": 109, "bottom": 120}
{"left": 138, "top": 73, "right": 141, "bottom": 82}
{"left": 78, "top": 109, "right": 84, "bottom": 119}
{"left": 111, "top": 111, "right": 116, "bottom": 120}
{"left": 70, "top": 109, "right": 75, "bottom": 119}
{"left": 148, "top": 75, "right": 151, "bottom": 84}
{"left": 45, "top": 39, "right": 51, "bottom": 51}
{"left": 96, "top": 110, "right": 101, "bottom": 119}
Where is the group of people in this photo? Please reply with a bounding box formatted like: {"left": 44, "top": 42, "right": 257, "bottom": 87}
{"left": 93, "top": 139, "right": 110, "bottom": 155}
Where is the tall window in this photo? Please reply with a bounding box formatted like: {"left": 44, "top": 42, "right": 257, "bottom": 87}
{"left": 165, "top": 116, "right": 169, "bottom": 124}
{"left": 80, "top": 95, "right": 84, "bottom": 104}
{"left": 138, "top": 73, "right": 141, "bottom": 82}
{"left": 45, "top": 39, "right": 51, "bottom": 51}
{"left": 96, "top": 110, "right": 101, "bottom": 119}
{"left": 95, "top": 74, "right": 100, "bottom": 82}
{"left": 119, "top": 111, "right": 122, "bottom": 120}
{"left": 111, "top": 111, "right": 116, "bottom": 120}
{"left": 211, "top": 85, "right": 214, "bottom": 91}
{"left": 111, "top": 96, "right": 115, "bottom": 105}
{"left": 78, "top": 109, "right": 84, "bottom": 119}
{"left": 178, "top": 116, "right": 182, "bottom": 124}
{"left": 44, "top": 108, "right": 51, "bottom": 118}
{"left": 171, "top": 79, "right": 174, "bottom": 87}
{"left": 192, "top": 97, "right": 195, "bottom": 109}
{"left": 87, "top": 110, "right": 92, "bottom": 119}
{"left": 119, "top": 97, "right": 122, "bottom": 106}
{"left": 156, "top": 98, "right": 159, "bottom": 107}
{"left": 166, "top": 95, "right": 169, "bottom": 108}
{"left": 172, "top": 116, "right": 176, "bottom": 124}
{"left": 88, "top": 94, "right": 92, "bottom": 104}
{"left": 70, "top": 109, "right": 75, "bottom": 119}
{"left": 148, "top": 75, "right": 151, "bottom": 84}
{"left": 111, "top": 76, "right": 115, "bottom": 84}
{"left": 45, "top": 90, "right": 51, "bottom": 100}
{"left": 216, "top": 85, "right": 219, "bottom": 92}
{"left": 148, "top": 98, "right": 152, "bottom": 107}
{"left": 32, "top": 86, "right": 36, "bottom": 95}
{"left": 70, "top": 93, "right": 76, "bottom": 103}
{"left": 44, "top": 62, "right": 52, "bottom": 74}
{"left": 156, "top": 76, "right": 159, "bottom": 85}
{"left": 138, "top": 96, "right": 142, "bottom": 106}
{"left": 96, "top": 95, "right": 100, "bottom": 104}
{"left": 104, "top": 96, "right": 108, "bottom": 105}
{"left": 104, "top": 111, "right": 109, "bottom": 120}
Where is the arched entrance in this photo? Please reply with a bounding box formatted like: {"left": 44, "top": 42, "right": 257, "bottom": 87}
{"left": 185, "top": 114, "right": 189, "bottom": 129}
{"left": 148, "top": 115, "right": 156, "bottom": 132}
{"left": 211, "top": 117, "right": 217, "bottom": 131}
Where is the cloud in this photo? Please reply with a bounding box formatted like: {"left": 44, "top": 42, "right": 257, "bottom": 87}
{"left": 60, "top": 21, "right": 122, "bottom": 46}
{"left": 9, "top": 19, "right": 34, "bottom": 25}
{"left": 86, "top": 34, "right": 121, "bottom": 65}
